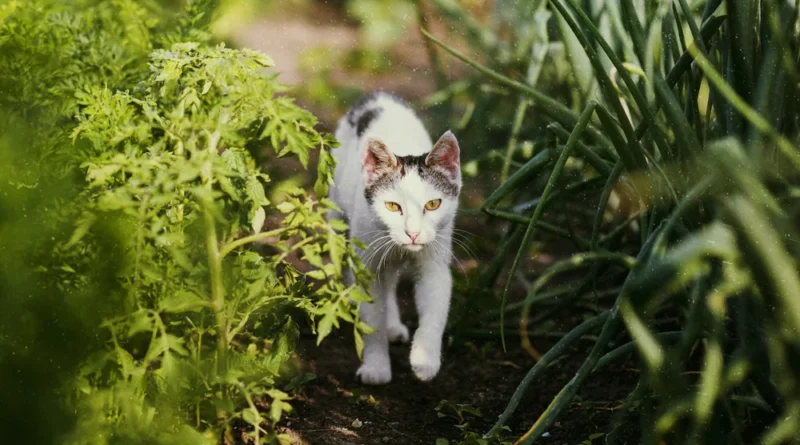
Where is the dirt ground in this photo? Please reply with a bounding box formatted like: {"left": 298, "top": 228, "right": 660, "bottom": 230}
{"left": 279, "top": 305, "right": 640, "bottom": 445}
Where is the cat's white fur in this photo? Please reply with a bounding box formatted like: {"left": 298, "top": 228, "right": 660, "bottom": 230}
{"left": 328, "top": 92, "right": 461, "bottom": 385}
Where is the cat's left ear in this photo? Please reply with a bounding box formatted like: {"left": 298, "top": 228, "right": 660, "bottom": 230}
{"left": 426, "top": 130, "right": 460, "bottom": 180}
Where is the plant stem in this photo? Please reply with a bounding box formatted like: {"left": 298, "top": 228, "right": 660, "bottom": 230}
{"left": 413, "top": 1, "right": 447, "bottom": 90}
{"left": 688, "top": 44, "right": 800, "bottom": 171}
{"left": 499, "top": 101, "right": 597, "bottom": 351}
{"left": 205, "top": 207, "right": 228, "bottom": 367}
{"left": 204, "top": 130, "right": 227, "bottom": 368}
{"left": 219, "top": 227, "right": 287, "bottom": 259}
{"left": 485, "top": 312, "right": 610, "bottom": 438}
{"left": 421, "top": 29, "right": 613, "bottom": 150}
{"left": 515, "top": 230, "right": 661, "bottom": 444}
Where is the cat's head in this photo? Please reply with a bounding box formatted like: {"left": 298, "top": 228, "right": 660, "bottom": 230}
{"left": 362, "top": 131, "right": 461, "bottom": 252}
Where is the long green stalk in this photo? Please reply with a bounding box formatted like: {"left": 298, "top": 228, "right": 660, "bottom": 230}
{"left": 546, "top": 123, "right": 615, "bottom": 175}
{"left": 412, "top": 0, "right": 447, "bottom": 91}
{"left": 516, "top": 226, "right": 662, "bottom": 444}
{"left": 421, "top": 29, "right": 613, "bottom": 149}
{"left": 688, "top": 44, "right": 800, "bottom": 171}
{"left": 501, "top": 99, "right": 531, "bottom": 182}
{"left": 483, "top": 148, "right": 552, "bottom": 209}
{"left": 723, "top": 195, "right": 800, "bottom": 337}
{"left": 591, "top": 161, "right": 624, "bottom": 252}
{"left": 204, "top": 206, "right": 227, "bottom": 365}
{"left": 485, "top": 311, "right": 610, "bottom": 437}
{"left": 549, "top": 0, "right": 648, "bottom": 165}
{"left": 633, "top": 13, "right": 727, "bottom": 141}
{"left": 498, "top": 101, "right": 597, "bottom": 351}
{"left": 555, "top": 0, "right": 674, "bottom": 160}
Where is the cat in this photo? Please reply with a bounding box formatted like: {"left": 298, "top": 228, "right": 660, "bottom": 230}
{"left": 327, "top": 91, "right": 461, "bottom": 385}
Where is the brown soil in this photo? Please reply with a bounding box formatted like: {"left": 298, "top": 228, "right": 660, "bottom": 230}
{"left": 280, "top": 305, "right": 640, "bottom": 445}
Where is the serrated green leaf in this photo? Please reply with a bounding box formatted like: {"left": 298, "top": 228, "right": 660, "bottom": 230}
{"left": 251, "top": 206, "right": 265, "bottom": 233}
{"left": 316, "top": 307, "right": 337, "bottom": 345}
{"left": 327, "top": 218, "right": 348, "bottom": 232}
{"left": 160, "top": 290, "right": 208, "bottom": 313}
{"left": 306, "top": 270, "right": 326, "bottom": 280}
{"left": 350, "top": 288, "right": 372, "bottom": 303}
{"left": 276, "top": 201, "right": 295, "bottom": 213}
{"left": 354, "top": 327, "right": 365, "bottom": 360}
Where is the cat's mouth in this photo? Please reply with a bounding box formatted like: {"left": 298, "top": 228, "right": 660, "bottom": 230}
{"left": 403, "top": 243, "right": 425, "bottom": 252}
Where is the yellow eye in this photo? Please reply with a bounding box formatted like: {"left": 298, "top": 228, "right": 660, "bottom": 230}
{"left": 385, "top": 201, "right": 401, "bottom": 212}
{"left": 425, "top": 199, "right": 442, "bottom": 211}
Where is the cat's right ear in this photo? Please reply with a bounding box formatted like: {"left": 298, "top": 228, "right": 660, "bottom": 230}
{"left": 362, "top": 138, "right": 397, "bottom": 186}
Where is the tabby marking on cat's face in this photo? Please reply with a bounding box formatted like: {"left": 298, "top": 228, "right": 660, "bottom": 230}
{"left": 362, "top": 131, "right": 461, "bottom": 252}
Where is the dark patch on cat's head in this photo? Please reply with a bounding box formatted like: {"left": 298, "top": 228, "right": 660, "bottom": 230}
{"left": 356, "top": 108, "right": 382, "bottom": 137}
{"left": 364, "top": 153, "right": 460, "bottom": 204}
{"left": 364, "top": 173, "right": 398, "bottom": 204}
{"left": 419, "top": 167, "right": 460, "bottom": 197}
{"left": 347, "top": 91, "right": 411, "bottom": 127}
{"left": 396, "top": 154, "right": 426, "bottom": 177}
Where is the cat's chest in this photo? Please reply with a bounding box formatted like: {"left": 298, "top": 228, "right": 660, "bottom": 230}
{"left": 390, "top": 249, "right": 437, "bottom": 275}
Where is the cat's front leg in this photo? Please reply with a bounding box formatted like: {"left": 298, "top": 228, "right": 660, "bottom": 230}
{"left": 356, "top": 269, "right": 398, "bottom": 385}
{"left": 410, "top": 260, "right": 451, "bottom": 381}
{"left": 385, "top": 270, "right": 409, "bottom": 343}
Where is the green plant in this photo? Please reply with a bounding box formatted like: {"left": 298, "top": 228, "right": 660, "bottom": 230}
{"left": 422, "top": 0, "right": 800, "bottom": 443}
{"left": 436, "top": 400, "right": 512, "bottom": 445}
{"left": 1, "top": 1, "right": 370, "bottom": 443}
{"left": 284, "top": 372, "right": 317, "bottom": 394}
{"left": 578, "top": 433, "right": 606, "bottom": 445}
{"left": 345, "top": 388, "right": 380, "bottom": 407}
{"left": 436, "top": 399, "right": 482, "bottom": 425}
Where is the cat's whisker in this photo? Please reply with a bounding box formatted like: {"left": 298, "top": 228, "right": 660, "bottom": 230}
{"left": 451, "top": 230, "right": 478, "bottom": 251}
{"left": 364, "top": 238, "right": 393, "bottom": 266}
{"left": 377, "top": 243, "right": 395, "bottom": 276}
{"left": 365, "top": 235, "right": 393, "bottom": 250}
{"left": 451, "top": 237, "right": 477, "bottom": 260}
{"left": 434, "top": 237, "right": 469, "bottom": 279}
{"left": 363, "top": 241, "right": 387, "bottom": 266}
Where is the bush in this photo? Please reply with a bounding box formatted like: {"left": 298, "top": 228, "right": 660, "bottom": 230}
{"left": 0, "top": 1, "right": 369, "bottom": 443}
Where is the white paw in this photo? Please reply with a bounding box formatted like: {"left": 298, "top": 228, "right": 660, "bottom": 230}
{"left": 356, "top": 361, "right": 392, "bottom": 385}
{"left": 387, "top": 323, "right": 409, "bottom": 343}
{"left": 410, "top": 345, "right": 441, "bottom": 382}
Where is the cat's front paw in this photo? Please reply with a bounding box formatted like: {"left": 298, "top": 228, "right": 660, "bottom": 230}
{"left": 409, "top": 345, "right": 441, "bottom": 382}
{"left": 387, "top": 322, "right": 409, "bottom": 343}
{"left": 356, "top": 361, "right": 392, "bottom": 385}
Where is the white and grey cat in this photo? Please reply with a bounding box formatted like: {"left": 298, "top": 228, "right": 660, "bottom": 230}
{"left": 328, "top": 92, "right": 461, "bottom": 385}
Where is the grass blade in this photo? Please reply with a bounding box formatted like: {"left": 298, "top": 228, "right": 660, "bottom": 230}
{"left": 498, "top": 101, "right": 598, "bottom": 351}
{"left": 485, "top": 312, "right": 610, "bottom": 437}
{"left": 421, "top": 29, "right": 614, "bottom": 149}
{"left": 687, "top": 43, "right": 800, "bottom": 171}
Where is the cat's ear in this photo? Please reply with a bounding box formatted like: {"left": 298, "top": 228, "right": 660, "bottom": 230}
{"left": 426, "top": 130, "right": 460, "bottom": 180}
{"left": 362, "top": 138, "right": 397, "bottom": 185}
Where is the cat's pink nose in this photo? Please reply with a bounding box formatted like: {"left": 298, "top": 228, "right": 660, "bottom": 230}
{"left": 406, "top": 232, "right": 420, "bottom": 243}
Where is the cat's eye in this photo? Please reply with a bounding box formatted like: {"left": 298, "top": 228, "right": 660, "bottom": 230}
{"left": 385, "top": 201, "right": 401, "bottom": 212}
{"left": 425, "top": 199, "right": 442, "bottom": 211}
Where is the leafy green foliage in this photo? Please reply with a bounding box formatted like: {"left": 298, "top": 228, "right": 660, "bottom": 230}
{"left": 423, "top": 0, "right": 800, "bottom": 443}
{"left": 0, "top": 1, "right": 369, "bottom": 443}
